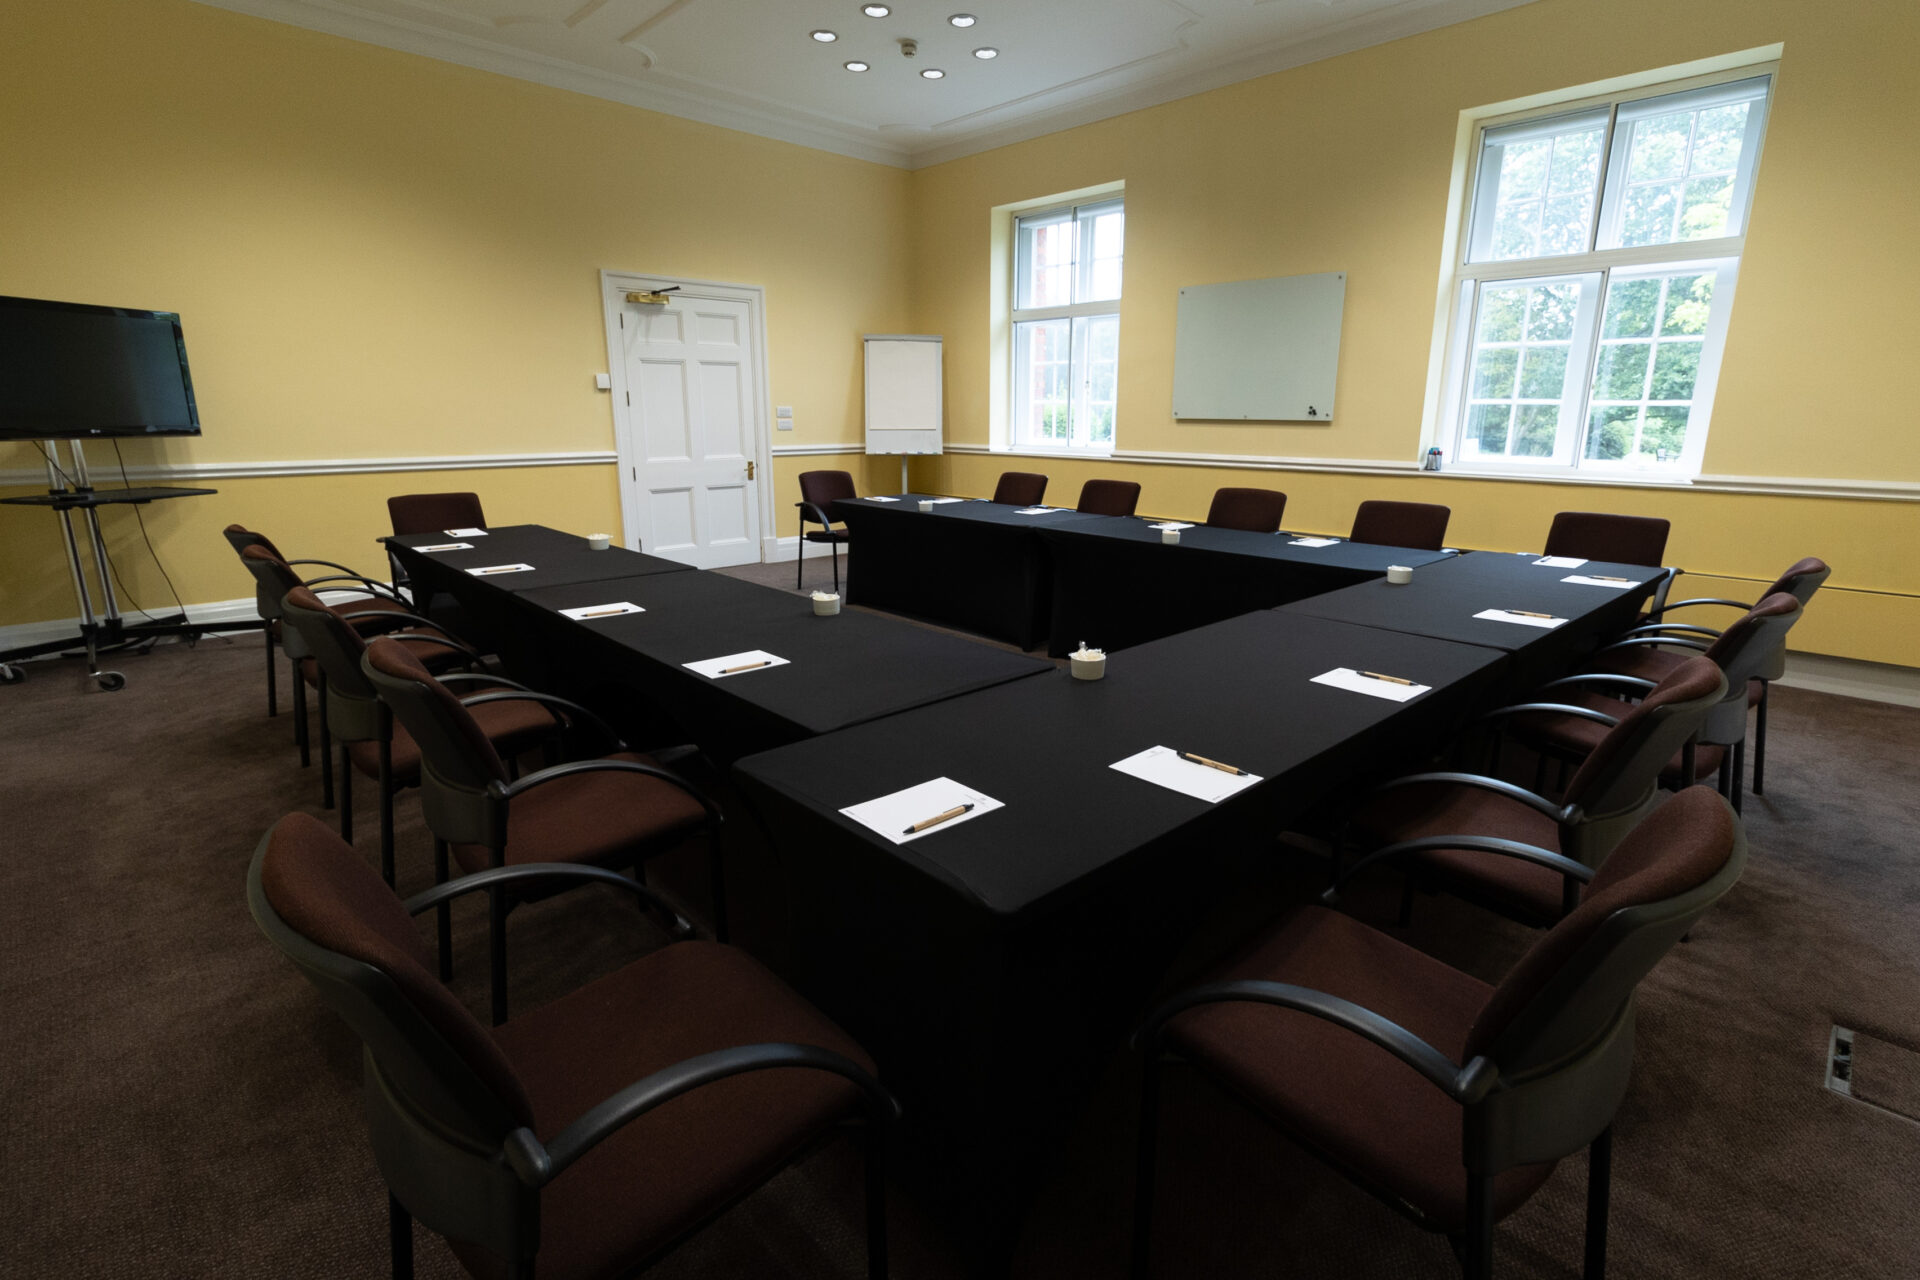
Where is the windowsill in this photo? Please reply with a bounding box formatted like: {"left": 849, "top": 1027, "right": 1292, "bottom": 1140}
{"left": 1440, "top": 462, "right": 1700, "bottom": 488}
{"left": 993, "top": 442, "right": 1116, "bottom": 459}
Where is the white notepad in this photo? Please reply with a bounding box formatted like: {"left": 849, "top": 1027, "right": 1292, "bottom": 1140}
{"left": 1288, "top": 537, "right": 1341, "bottom": 548}
{"left": 1015, "top": 507, "right": 1063, "bottom": 515}
{"left": 1475, "top": 608, "right": 1566, "bottom": 629}
{"left": 1109, "top": 745, "right": 1264, "bottom": 804}
{"left": 1562, "top": 574, "right": 1636, "bottom": 589}
{"left": 927, "top": 497, "right": 967, "bottom": 504}
{"left": 840, "top": 777, "right": 1004, "bottom": 846}
{"left": 467, "top": 563, "right": 534, "bottom": 576}
{"left": 1533, "top": 555, "right": 1586, "bottom": 568}
{"left": 868, "top": 496, "right": 900, "bottom": 503}
{"left": 445, "top": 527, "right": 488, "bottom": 537}
{"left": 1148, "top": 521, "right": 1196, "bottom": 531}
{"left": 683, "top": 649, "right": 789, "bottom": 679}
{"left": 1310, "top": 668, "right": 1433, "bottom": 702}
{"left": 559, "top": 602, "right": 645, "bottom": 621}
{"left": 413, "top": 542, "right": 473, "bottom": 553}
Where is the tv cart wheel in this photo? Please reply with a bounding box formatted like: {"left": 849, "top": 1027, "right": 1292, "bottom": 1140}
{"left": 0, "top": 664, "right": 23, "bottom": 685}
{"left": 95, "top": 670, "right": 126, "bottom": 692}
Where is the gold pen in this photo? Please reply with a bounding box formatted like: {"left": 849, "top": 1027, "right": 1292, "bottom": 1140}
{"left": 904, "top": 803, "right": 974, "bottom": 834}
{"left": 1178, "top": 750, "right": 1248, "bottom": 777}
{"left": 1586, "top": 575, "right": 1633, "bottom": 583}
{"left": 1359, "top": 670, "right": 1414, "bottom": 685}
{"left": 1504, "top": 608, "right": 1554, "bottom": 618}
{"left": 721, "top": 659, "right": 774, "bottom": 674}
{"left": 579, "top": 606, "right": 630, "bottom": 618}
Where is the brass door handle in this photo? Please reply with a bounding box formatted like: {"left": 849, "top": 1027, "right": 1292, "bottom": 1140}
{"left": 746, "top": 460, "right": 756, "bottom": 480}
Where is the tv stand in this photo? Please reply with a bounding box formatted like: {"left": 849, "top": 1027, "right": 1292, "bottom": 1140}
{"left": 0, "top": 440, "right": 228, "bottom": 691}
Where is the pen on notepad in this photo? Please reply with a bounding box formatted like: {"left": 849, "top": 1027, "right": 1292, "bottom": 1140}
{"left": 1585, "top": 575, "right": 1633, "bottom": 583}
{"left": 1503, "top": 609, "right": 1554, "bottom": 618}
{"left": 721, "top": 659, "right": 773, "bottom": 674}
{"left": 1177, "top": 751, "right": 1248, "bottom": 777}
{"left": 578, "top": 606, "right": 629, "bottom": 618}
{"left": 903, "top": 803, "right": 974, "bottom": 834}
{"left": 1359, "top": 671, "right": 1414, "bottom": 685}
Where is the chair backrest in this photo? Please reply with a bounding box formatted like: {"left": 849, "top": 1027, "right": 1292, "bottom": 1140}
{"left": 389, "top": 492, "right": 486, "bottom": 537}
{"left": 1696, "top": 592, "right": 1802, "bottom": 741}
{"left": 223, "top": 522, "right": 284, "bottom": 562}
{"left": 1461, "top": 787, "right": 1744, "bottom": 1169}
{"left": 248, "top": 812, "right": 539, "bottom": 1258}
{"left": 1349, "top": 500, "right": 1450, "bottom": 551}
{"left": 1763, "top": 557, "right": 1830, "bottom": 605}
{"left": 238, "top": 544, "right": 307, "bottom": 623}
{"left": 1204, "top": 487, "right": 1287, "bottom": 533}
{"left": 992, "top": 471, "right": 1049, "bottom": 506}
{"left": 1543, "top": 511, "right": 1670, "bottom": 567}
{"left": 282, "top": 586, "right": 378, "bottom": 700}
{"left": 362, "top": 638, "right": 510, "bottom": 805}
{"left": 1561, "top": 656, "right": 1726, "bottom": 821}
{"left": 798, "top": 470, "right": 857, "bottom": 515}
{"left": 1077, "top": 479, "right": 1142, "bottom": 517}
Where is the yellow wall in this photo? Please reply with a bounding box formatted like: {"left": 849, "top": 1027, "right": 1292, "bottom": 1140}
{"left": 907, "top": 0, "right": 1920, "bottom": 668}
{"left": 0, "top": 0, "right": 910, "bottom": 619}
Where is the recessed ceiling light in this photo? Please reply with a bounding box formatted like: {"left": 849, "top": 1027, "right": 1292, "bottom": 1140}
{"left": 810, "top": 29, "right": 837, "bottom": 42}
{"left": 972, "top": 46, "right": 998, "bottom": 59}
{"left": 844, "top": 60, "right": 870, "bottom": 72}
{"left": 920, "top": 67, "right": 945, "bottom": 79}
{"left": 949, "top": 13, "right": 977, "bottom": 26}
{"left": 862, "top": 4, "right": 891, "bottom": 16}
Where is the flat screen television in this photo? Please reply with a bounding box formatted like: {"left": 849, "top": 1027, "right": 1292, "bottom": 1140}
{"left": 0, "top": 294, "right": 201, "bottom": 440}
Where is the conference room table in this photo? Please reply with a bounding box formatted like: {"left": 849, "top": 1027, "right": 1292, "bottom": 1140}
{"left": 732, "top": 609, "right": 1512, "bottom": 1268}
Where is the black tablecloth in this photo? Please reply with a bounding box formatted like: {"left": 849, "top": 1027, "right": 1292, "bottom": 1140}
{"left": 1040, "top": 517, "right": 1459, "bottom": 656}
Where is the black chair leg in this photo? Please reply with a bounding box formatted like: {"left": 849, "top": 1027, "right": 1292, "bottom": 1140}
{"left": 378, "top": 738, "right": 396, "bottom": 887}
{"left": 796, "top": 532, "right": 806, "bottom": 589}
{"left": 1730, "top": 738, "right": 1746, "bottom": 815}
{"left": 489, "top": 887, "right": 510, "bottom": 1026}
{"left": 318, "top": 674, "right": 334, "bottom": 809}
{"left": 339, "top": 751, "right": 354, "bottom": 843}
{"left": 1584, "top": 1126, "right": 1612, "bottom": 1280}
{"left": 292, "top": 655, "right": 310, "bottom": 766}
{"left": 1716, "top": 750, "right": 1733, "bottom": 800}
{"left": 264, "top": 626, "right": 278, "bottom": 718}
{"left": 832, "top": 541, "right": 841, "bottom": 593}
{"left": 1462, "top": 1173, "right": 1494, "bottom": 1280}
{"left": 1131, "top": 1054, "right": 1164, "bottom": 1280}
{"left": 865, "top": 1122, "right": 889, "bottom": 1280}
{"left": 433, "top": 838, "right": 453, "bottom": 982}
{"left": 1752, "top": 680, "right": 1769, "bottom": 796}
{"left": 389, "top": 1192, "right": 414, "bottom": 1280}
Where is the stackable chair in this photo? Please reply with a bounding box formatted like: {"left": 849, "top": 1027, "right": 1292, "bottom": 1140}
{"left": 387, "top": 492, "right": 488, "bottom": 590}
{"left": 796, "top": 469, "right": 856, "bottom": 591}
{"left": 280, "top": 586, "right": 564, "bottom": 886}
{"left": 992, "top": 471, "right": 1049, "bottom": 506}
{"left": 361, "top": 638, "right": 724, "bottom": 1024}
{"left": 1351, "top": 500, "right": 1451, "bottom": 551}
{"left": 1077, "top": 479, "right": 1143, "bottom": 517}
{"left": 1133, "top": 786, "right": 1745, "bottom": 1280}
{"left": 249, "top": 812, "right": 896, "bottom": 1280}
{"left": 1613, "top": 558, "right": 1829, "bottom": 796}
{"left": 1332, "top": 657, "right": 1725, "bottom": 925}
{"left": 1203, "top": 487, "right": 1287, "bottom": 533}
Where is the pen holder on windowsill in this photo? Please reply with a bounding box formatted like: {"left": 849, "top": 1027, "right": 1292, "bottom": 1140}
{"left": 1070, "top": 644, "right": 1106, "bottom": 681}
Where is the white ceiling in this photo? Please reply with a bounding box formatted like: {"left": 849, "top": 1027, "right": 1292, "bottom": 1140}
{"left": 192, "top": 0, "right": 1539, "bottom": 167}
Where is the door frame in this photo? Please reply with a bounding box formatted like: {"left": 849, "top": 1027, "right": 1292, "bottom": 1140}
{"left": 598, "top": 270, "right": 776, "bottom": 562}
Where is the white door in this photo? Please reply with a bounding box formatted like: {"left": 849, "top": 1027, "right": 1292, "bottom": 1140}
{"left": 610, "top": 286, "right": 764, "bottom": 568}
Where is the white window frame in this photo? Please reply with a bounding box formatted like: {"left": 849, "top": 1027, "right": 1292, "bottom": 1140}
{"left": 1433, "top": 67, "right": 1773, "bottom": 480}
{"left": 1009, "top": 196, "right": 1123, "bottom": 452}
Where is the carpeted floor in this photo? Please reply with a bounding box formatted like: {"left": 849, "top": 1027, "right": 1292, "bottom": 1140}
{"left": 4, "top": 578, "right": 1918, "bottom": 1278}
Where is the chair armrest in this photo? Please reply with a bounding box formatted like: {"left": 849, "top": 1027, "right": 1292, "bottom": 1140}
{"left": 503, "top": 1042, "right": 899, "bottom": 1188}
{"left": 1372, "top": 771, "right": 1569, "bottom": 822}
{"left": 404, "top": 862, "right": 690, "bottom": 935}
{"left": 1618, "top": 622, "right": 1723, "bottom": 641}
{"left": 490, "top": 758, "right": 724, "bottom": 828}
{"left": 1648, "top": 596, "right": 1751, "bottom": 621}
{"left": 459, "top": 690, "right": 615, "bottom": 745}
{"left": 301, "top": 573, "right": 409, "bottom": 604}
{"left": 287, "top": 556, "right": 381, "bottom": 579}
{"left": 1536, "top": 673, "right": 1659, "bottom": 697}
{"left": 1134, "top": 980, "right": 1498, "bottom": 1105}
{"left": 440, "top": 672, "right": 527, "bottom": 691}
{"left": 795, "top": 500, "right": 839, "bottom": 531}
{"left": 1595, "top": 636, "right": 1711, "bottom": 656}
{"left": 377, "top": 632, "right": 487, "bottom": 666}
{"left": 1324, "top": 835, "right": 1594, "bottom": 906}
{"left": 1478, "top": 702, "right": 1621, "bottom": 729}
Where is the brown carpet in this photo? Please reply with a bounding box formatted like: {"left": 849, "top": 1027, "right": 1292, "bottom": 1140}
{"left": 3, "top": 614, "right": 1917, "bottom": 1278}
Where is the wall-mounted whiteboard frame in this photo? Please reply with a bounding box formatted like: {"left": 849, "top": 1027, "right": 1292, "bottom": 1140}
{"left": 1172, "top": 272, "right": 1346, "bottom": 422}
{"left": 864, "top": 335, "right": 943, "bottom": 457}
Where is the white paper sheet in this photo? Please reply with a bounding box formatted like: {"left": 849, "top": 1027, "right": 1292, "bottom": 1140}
{"left": 466, "top": 563, "right": 535, "bottom": 576}
{"left": 683, "top": 649, "right": 790, "bottom": 679}
{"left": 1474, "top": 608, "right": 1566, "bottom": 629}
{"left": 839, "top": 776, "right": 1004, "bottom": 846}
{"left": 1015, "top": 507, "right": 1064, "bottom": 515}
{"left": 1288, "top": 537, "right": 1341, "bottom": 548}
{"left": 1533, "top": 555, "right": 1586, "bottom": 568}
{"left": 412, "top": 542, "right": 473, "bottom": 553}
{"left": 1109, "top": 745, "right": 1264, "bottom": 804}
{"left": 867, "top": 496, "right": 900, "bottom": 503}
{"left": 1148, "top": 521, "right": 1196, "bottom": 531}
{"left": 445, "top": 527, "right": 488, "bottom": 537}
{"left": 1561, "top": 574, "right": 1636, "bottom": 589}
{"left": 1310, "top": 667, "right": 1433, "bottom": 702}
{"left": 927, "top": 497, "right": 967, "bottom": 504}
{"left": 559, "top": 602, "right": 645, "bottom": 621}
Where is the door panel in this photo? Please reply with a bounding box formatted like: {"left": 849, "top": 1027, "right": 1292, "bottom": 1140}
{"left": 698, "top": 361, "right": 748, "bottom": 458}
{"left": 639, "top": 361, "right": 692, "bottom": 461}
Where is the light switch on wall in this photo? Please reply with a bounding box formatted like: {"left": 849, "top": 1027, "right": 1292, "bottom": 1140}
{"left": 594, "top": 373, "right": 612, "bottom": 390}
{"left": 776, "top": 404, "right": 794, "bottom": 430}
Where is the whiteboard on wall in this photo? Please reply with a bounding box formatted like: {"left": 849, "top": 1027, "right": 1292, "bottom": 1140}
{"left": 1172, "top": 272, "right": 1346, "bottom": 422}
{"left": 864, "top": 334, "right": 943, "bottom": 456}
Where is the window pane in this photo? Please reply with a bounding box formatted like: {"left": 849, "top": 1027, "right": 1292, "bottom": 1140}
{"left": 1474, "top": 118, "right": 1606, "bottom": 261}
{"left": 1460, "top": 279, "right": 1580, "bottom": 461}
{"left": 1583, "top": 269, "right": 1718, "bottom": 466}
{"left": 1609, "top": 95, "right": 1756, "bottom": 249}
{"left": 1513, "top": 405, "right": 1560, "bottom": 457}
{"left": 1081, "top": 314, "right": 1119, "bottom": 445}
{"left": 1085, "top": 210, "right": 1125, "bottom": 302}
{"left": 1018, "top": 217, "right": 1075, "bottom": 310}
{"left": 1012, "top": 318, "right": 1072, "bottom": 444}
{"left": 1463, "top": 403, "right": 1512, "bottom": 457}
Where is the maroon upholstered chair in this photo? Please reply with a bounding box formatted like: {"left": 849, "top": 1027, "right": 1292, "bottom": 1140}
{"left": 361, "top": 638, "right": 723, "bottom": 1023}
{"left": 992, "top": 471, "right": 1049, "bottom": 506}
{"left": 1203, "top": 487, "right": 1287, "bottom": 533}
{"left": 1077, "top": 478, "right": 1142, "bottom": 517}
{"left": 388, "top": 492, "right": 486, "bottom": 537}
{"left": 1543, "top": 511, "right": 1670, "bottom": 568}
{"left": 1350, "top": 500, "right": 1451, "bottom": 551}
{"left": 1133, "top": 786, "right": 1745, "bottom": 1280}
{"left": 1337, "top": 657, "right": 1726, "bottom": 925}
{"left": 248, "top": 812, "right": 896, "bottom": 1280}
{"left": 281, "top": 586, "right": 561, "bottom": 886}
{"left": 796, "top": 469, "right": 857, "bottom": 591}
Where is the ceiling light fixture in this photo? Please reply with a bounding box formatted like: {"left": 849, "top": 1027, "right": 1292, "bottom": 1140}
{"left": 844, "top": 60, "right": 870, "bottom": 72}
{"left": 862, "top": 4, "right": 891, "bottom": 16}
{"left": 972, "top": 46, "right": 998, "bottom": 59}
{"left": 921, "top": 67, "right": 946, "bottom": 79}
{"left": 949, "top": 13, "right": 977, "bottom": 26}
{"left": 810, "top": 29, "right": 838, "bottom": 42}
